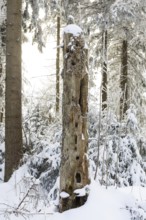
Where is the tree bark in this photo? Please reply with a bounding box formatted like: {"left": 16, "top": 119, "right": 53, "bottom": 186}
{"left": 60, "top": 27, "right": 90, "bottom": 212}
{"left": 120, "top": 40, "right": 128, "bottom": 119}
{"left": 102, "top": 30, "right": 107, "bottom": 111}
{"left": 4, "top": 0, "right": 22, "bottom": 182}
{"left": 56, "top": 16, "right": 60, "bottom": 113}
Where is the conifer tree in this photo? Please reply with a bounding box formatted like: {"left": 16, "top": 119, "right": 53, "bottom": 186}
{"left": 5, "top": 0, "right": 22, "bottom": 181}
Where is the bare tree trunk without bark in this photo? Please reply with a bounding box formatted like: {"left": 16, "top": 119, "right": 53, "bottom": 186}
{"left": 60, "top": 27, "right": 90, "bottom": 212}
{"left": 4, "top": 0, "right": 22, "bottom": 182}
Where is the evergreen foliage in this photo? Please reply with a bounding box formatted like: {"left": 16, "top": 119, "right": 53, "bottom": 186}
{"left": 89, "top": 104, "right": 146, "bottom": 187}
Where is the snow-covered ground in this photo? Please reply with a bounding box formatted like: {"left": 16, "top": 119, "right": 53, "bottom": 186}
{"left": 0, "top": 166, "right": 146, "bottom": 220}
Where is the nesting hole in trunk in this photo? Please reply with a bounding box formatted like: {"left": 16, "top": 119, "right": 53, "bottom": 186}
{"left": 72, "top": 61, "right": 76, "bottom": 66}
{"left": 75, "top": 135, "right": 77, "bottom": 144}
{"left": 75, "top": 172, "right": 81, "bottom": 183}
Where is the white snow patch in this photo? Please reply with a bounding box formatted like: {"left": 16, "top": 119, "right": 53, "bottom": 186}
{"left": 49, "top": 181, "right": 131, "bottom": 220}
{"left": 84, "top": 43, "right": 88, "bottom": 49}
{"left": 60, "top": 191, "right": 70, "bottom": 199}
{"left": 68, "top": 15, "right": 74, "bottom": 21}
{"left": 35, "top": 179, "right": 40, "bottom": 185}
{"left": 82, "top": 133, "right": 85, "bottom": 140}
{"left": 64, "top": 24, "right": 83, "bottom": 36}
{"left": 0, "top": 169, "right": 146, "bottom": 220}
{"left": 74, "top": 188, "right": 86, "bottom": 197}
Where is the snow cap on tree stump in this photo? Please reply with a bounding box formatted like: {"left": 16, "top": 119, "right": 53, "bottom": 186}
{"left": 64, "top": 24, "right": 83, "bottom": 37}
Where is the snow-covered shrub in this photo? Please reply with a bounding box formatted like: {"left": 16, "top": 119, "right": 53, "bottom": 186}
{"left": 127, "top": 204, "right": 146, "bottom": 220}
{"left": 104, "top": 134, "right": 146, "bottom": 187}
{"left": 88, "top": 105, "right": 146, "bottom": 187}
{"left": 23, "top": 119, "right": 61, "bottom": 202}
{"left": 88, "top": 106, "right": 98, "bottom": 138}
{"left": 27, "top": 141, "right": 60, "bottom": 193}
{"left": 23, "top": 104, "right": 50, "bottom": 152}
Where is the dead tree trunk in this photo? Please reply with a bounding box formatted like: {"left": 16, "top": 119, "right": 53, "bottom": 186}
{"left": 56, "top": 16, "right": 60, "bottom": 113}
{"left": 102, "top": 30, "right": 107, "bottom": 111}
{"left": 120, "top": 40, "right": 128, "bottom": 119}
{"left": 60, "top": 25, "right": 90, "bottom": 212}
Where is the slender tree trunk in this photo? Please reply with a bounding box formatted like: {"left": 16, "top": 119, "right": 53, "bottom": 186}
{"left": 102, "top": 30, "right": 107, "bottom": 111}
{"left": 120, "top": 40, "right": 128, "bottom": 119}
{"left": 4, "top": 0, "right": 22, "bottom": 182}
{"left": 0, "top": 21, "right": 6, "bottom": 124}
{"left": 0, "top": 63, "right": 3, "bottom": 123}
{"left": 60, "top": 26, "right": 90, "bottom": 212}
{"left": 0, "top": 108, "right": 3, "bottom": 123}
{"left": 56, "top": 16, "right": 60, "bottom": 113}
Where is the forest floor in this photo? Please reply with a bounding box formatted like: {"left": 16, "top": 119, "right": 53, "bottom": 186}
{"left": 0, "top": 165, "right": 146, "bottom": 220}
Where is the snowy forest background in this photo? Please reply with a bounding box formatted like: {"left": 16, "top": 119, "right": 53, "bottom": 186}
{"left": 1, "top": 0, "right": 146, "bottom": 219}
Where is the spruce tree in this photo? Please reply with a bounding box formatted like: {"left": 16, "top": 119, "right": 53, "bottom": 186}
{"left": 5, "top": 0, "right": 22, "bottom": 181}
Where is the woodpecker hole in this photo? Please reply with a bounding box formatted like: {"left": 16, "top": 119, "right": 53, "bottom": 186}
{"left": 72, "top": 61, "right": 76, "bottom": 66}
{"left": 75, "top": 135, "right": 77, "bottom": 144}
{"left": 76, "top": 172, "right": 81, "bottom": 183}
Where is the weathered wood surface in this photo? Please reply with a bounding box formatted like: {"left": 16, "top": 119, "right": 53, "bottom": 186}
{"left": 60, "top": 27, "right": 90, "bottom": 212}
